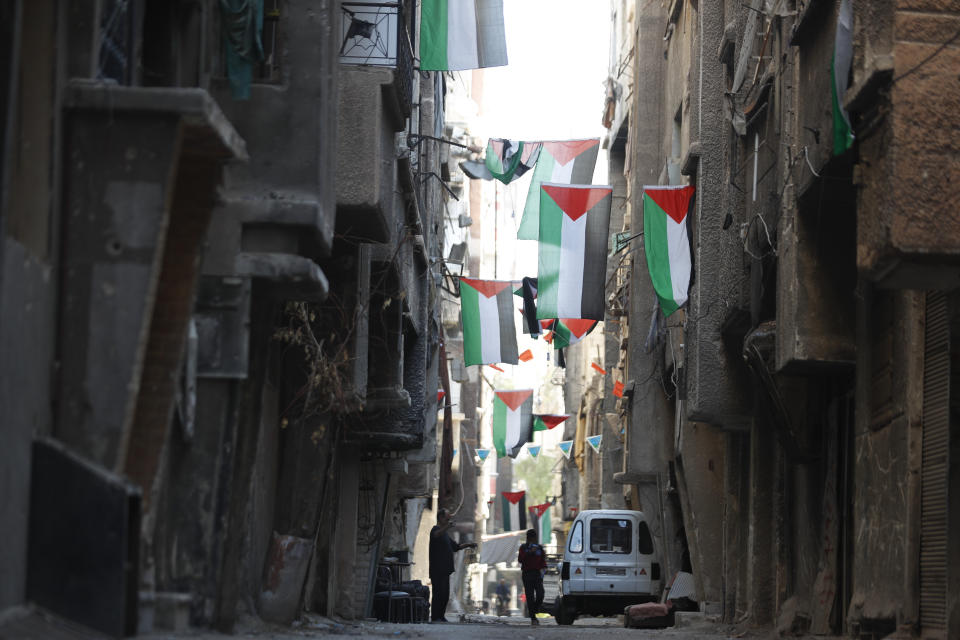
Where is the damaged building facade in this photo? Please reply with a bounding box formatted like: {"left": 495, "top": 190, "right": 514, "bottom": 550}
{"left": 588, "top": 0, "right": 960, "bottom": 637}
{"left": 1, "top": 0, "right": 452, "bottom": 634}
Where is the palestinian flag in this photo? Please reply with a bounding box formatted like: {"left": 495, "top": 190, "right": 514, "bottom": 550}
{"left": 642, "top": 185, "right": 695, "bottom": 317}
{"left": 534, "top": 414, "right": 570, "bottom": 432}
{"left": 501, "top": 491, "right": 527, "bottom": 531}
{"left": 528, "top": 502, "right": 552, "bottom": 544}
{"left": 518, "top": 140, "right": 601, "bottom": 239}
{"left": 551, "top": 318, "right": 598, "bottom": 349}
{"left": 484, "top": 139, "right": 541, "bottom": 184}
{"left": 831, "top": 0, "right": 854, "bottom": 154}
{"left": 460, "top": 278, "right": 519, "bottom": 366}
{"left": 492, "top": 389, "right": 534, "bottom": 458}
{"left": 537, "top": 184, "right": 613, "bottom": 321}
{"left": 420, "top": 0, "right": 508, "bottom": 71}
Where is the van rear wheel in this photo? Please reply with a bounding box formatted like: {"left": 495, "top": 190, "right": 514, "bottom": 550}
{"left": 555, "top": 597, "right": 576, "bottom": 625}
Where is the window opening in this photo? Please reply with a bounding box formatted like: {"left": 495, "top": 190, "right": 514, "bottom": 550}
{"left": 568, "top": 520, "right": 583, "bottom": 553}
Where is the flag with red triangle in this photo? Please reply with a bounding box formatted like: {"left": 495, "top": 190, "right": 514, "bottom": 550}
{"left": 501, "top": 490, "right": 527, "bottom": 531}
{"left": 642, "top": 185, "right": 695, "bottom": 316}
{"left": 460, "top": 278, "right": 519, "bottom": 366}
{"left": 492, "top": 389, "right": 534, "bottom": 458}
{"left": 518, "top": 139, "right": 601, "bottom": 240}
{"left": 537, "top": 184, "right": 613, "bottom": 320}
{"left": 528, "top": 502, "right": 553, "bottom": 544}
{"left": 551, "top": 318, "right": 598, "bottom": 349}
{"left": 534, "top": 414, "right": 570, "bottom": 432}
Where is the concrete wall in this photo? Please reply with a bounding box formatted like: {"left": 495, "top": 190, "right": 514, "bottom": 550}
{"left": 850, "top": 288, "right": 923, "bottom": 627}
{"left": 855, "top": 2, "right": 960, "bottom": 285}
{"left": 675, "top": 421, "right": 725, "bottom": 604}
{"left": 0, "top": 0, "right": 59, "bottom": 610}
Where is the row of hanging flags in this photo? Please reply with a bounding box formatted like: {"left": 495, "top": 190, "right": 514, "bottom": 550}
{"left": 457, "top": 140, "right": 696, "bottom": 457}
{"left": 421, "top": 2, "right": 697, "bottom": 466}
{"left": 468, "top": 388, "right": 604, "bottom": 461}
{"left": 459, "top": 138, "right": 697, "bottom": 361}
{"left": 500, "top": 491, "right": 554, "bottom": 540}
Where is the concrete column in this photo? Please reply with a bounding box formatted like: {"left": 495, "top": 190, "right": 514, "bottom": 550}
{"left": 332, "top": 451, "right": 360, "bottom": 618}
{"left": 747, "top": 420, "right": 775, "bottom": 625}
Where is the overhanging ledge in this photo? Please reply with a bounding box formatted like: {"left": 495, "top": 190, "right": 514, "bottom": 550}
{"left": 64, "top": 80, "right": 248, "bottom": 161}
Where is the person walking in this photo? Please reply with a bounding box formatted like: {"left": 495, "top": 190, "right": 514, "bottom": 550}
{"left": 518, "top": 528, "right": 547, "bottom": 626}
{"left": 429, "top": 508, "right": 477, "bottom": 623}
{"left": 494, "top": 578, "right": 510, "bottom": 617}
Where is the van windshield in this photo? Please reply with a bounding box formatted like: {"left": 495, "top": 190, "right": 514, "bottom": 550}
{"left": 590, "top": 518, "right": 632, "bottom": 554}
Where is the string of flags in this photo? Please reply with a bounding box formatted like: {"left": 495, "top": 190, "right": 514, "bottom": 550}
{"left": 450, "top": 132, "right": 694, "bottom": 469}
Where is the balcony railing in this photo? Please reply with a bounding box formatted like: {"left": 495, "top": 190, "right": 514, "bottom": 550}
{"left": 340, "top": 1, "right": 414, "bottom": 117}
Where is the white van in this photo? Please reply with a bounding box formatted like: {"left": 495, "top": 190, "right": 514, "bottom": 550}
{"left": 554, "top": 510, "right": 661, "bottom": 625}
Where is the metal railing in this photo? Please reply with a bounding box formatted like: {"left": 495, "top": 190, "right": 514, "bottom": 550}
{"left": 339, "top": 1, "right": 414, "bottom": 116}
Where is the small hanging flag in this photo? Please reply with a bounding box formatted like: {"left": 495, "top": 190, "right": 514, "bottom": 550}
{"left": 527, "top": 502, "right": 552, "bottom": 545}
{"left": 489, "top": 364, "right": 504, "bottom": 372}
{"left": 591, "top": 362, "right": 606, "bottom": 375}
{"left": 527, "top": 444, "right": 541, "bottom": 458}
{"left": 551, "top": 319, "right": 598, "bottom": 349}
{"left": 557, "top": 440, "right": 574, "bottom": 459}
{"left": 519, "top": 349, "right": 533, "bottom": 362}
{"left": 586, "top": 434, "right": 602, "bottom": 453}
{"left": 501, "top": 490, "right": 527, "bottom": 531}
{"left": 438, "top": 389, "right": 446, "bottom": 403}
{"left": 492, "top": 389, "right": 535, "bottom": 458}
{"left": 534, "top": 414, "right": 571, "bottom": 431}
{"left": 420, "top": 0, "right": 509, "bottom": 72}
{"left": 483, "top": 139, "right": 541, "bottom": 184}
{"left": 643, "top": 185, "right": 696, "bottom": 316}
{"left": 476, "top": 448, "right": 491, "bottom": 462}
{"left": 543, "top": 331, "right": 554, "bottom": 344}
{"left": 613, "top": 381, "right": 624, "bottom": 398}
{"left": 460, "top": 278, "right": 519, "bottom": 365}
{"left": 831, "top": 0, "right": 854, "bottom": 155}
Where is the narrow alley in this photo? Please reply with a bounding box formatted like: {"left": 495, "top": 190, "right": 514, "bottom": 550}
{"left": 2, "top": 2, "right": 959, "bottom": 640}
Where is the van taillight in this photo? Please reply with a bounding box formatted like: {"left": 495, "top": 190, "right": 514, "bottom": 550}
{"left": 561, "top": 562, "right": 570, "bottom": 580}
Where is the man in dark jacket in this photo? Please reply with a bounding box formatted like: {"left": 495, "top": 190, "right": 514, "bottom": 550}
{"left": 429, "top": 508, "right": 476, "bottom": 622}
{"left": 518, "top": 528, "right": 547, "bottom": 626}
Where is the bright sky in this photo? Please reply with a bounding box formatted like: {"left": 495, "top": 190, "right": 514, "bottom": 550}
{"left": 477, "top": 0, "right": 611, "bottom": 142}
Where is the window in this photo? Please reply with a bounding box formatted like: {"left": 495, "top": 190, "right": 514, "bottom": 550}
{"left": 257, "top": 0, "right": 281, "bottom": 82}
{"left": 637, "top": 521, "right": 654, "bottom": 555}
{"left": 590, "top": 518, "right": 632, "bottom": 554}
{"left": 568, "top": 521, "right": 583, "bottom": 553}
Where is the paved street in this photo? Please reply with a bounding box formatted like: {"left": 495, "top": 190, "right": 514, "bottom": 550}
{"left": 140, "top": 613, "right": 766, "bottom": 640}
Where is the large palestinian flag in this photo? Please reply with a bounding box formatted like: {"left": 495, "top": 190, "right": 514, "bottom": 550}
{"left": 484, "top": 139, "right": 542, "bottom": 184}
{"left": 460, "top": 278, "right": 519, "bottom": 366}
{"left": 528, "top": 502, "right": 552, "bottom": 544}
{"left": 537, "top": 184, "right": 613, "bottom": 320}
{"left": 642, "top": 185, "right": 695, "bottom": 317}
{"left": 501, "top": 491, "right": 527, "bottom": 532}
{"left": 517, "top": 139, "right": 600, "bottom": 239}
{"left": 533, "top": 414, "right": 570, "bottom": 432}
{"left": 420, "top": 0, "right": 508, "bottom": 71}
{"left": 492, "top": 389, "right": 534, "bottom": 458}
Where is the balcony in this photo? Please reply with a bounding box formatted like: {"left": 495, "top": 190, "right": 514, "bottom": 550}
{"left": 339, "top": 2, "right": 414, "bottom": 118}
